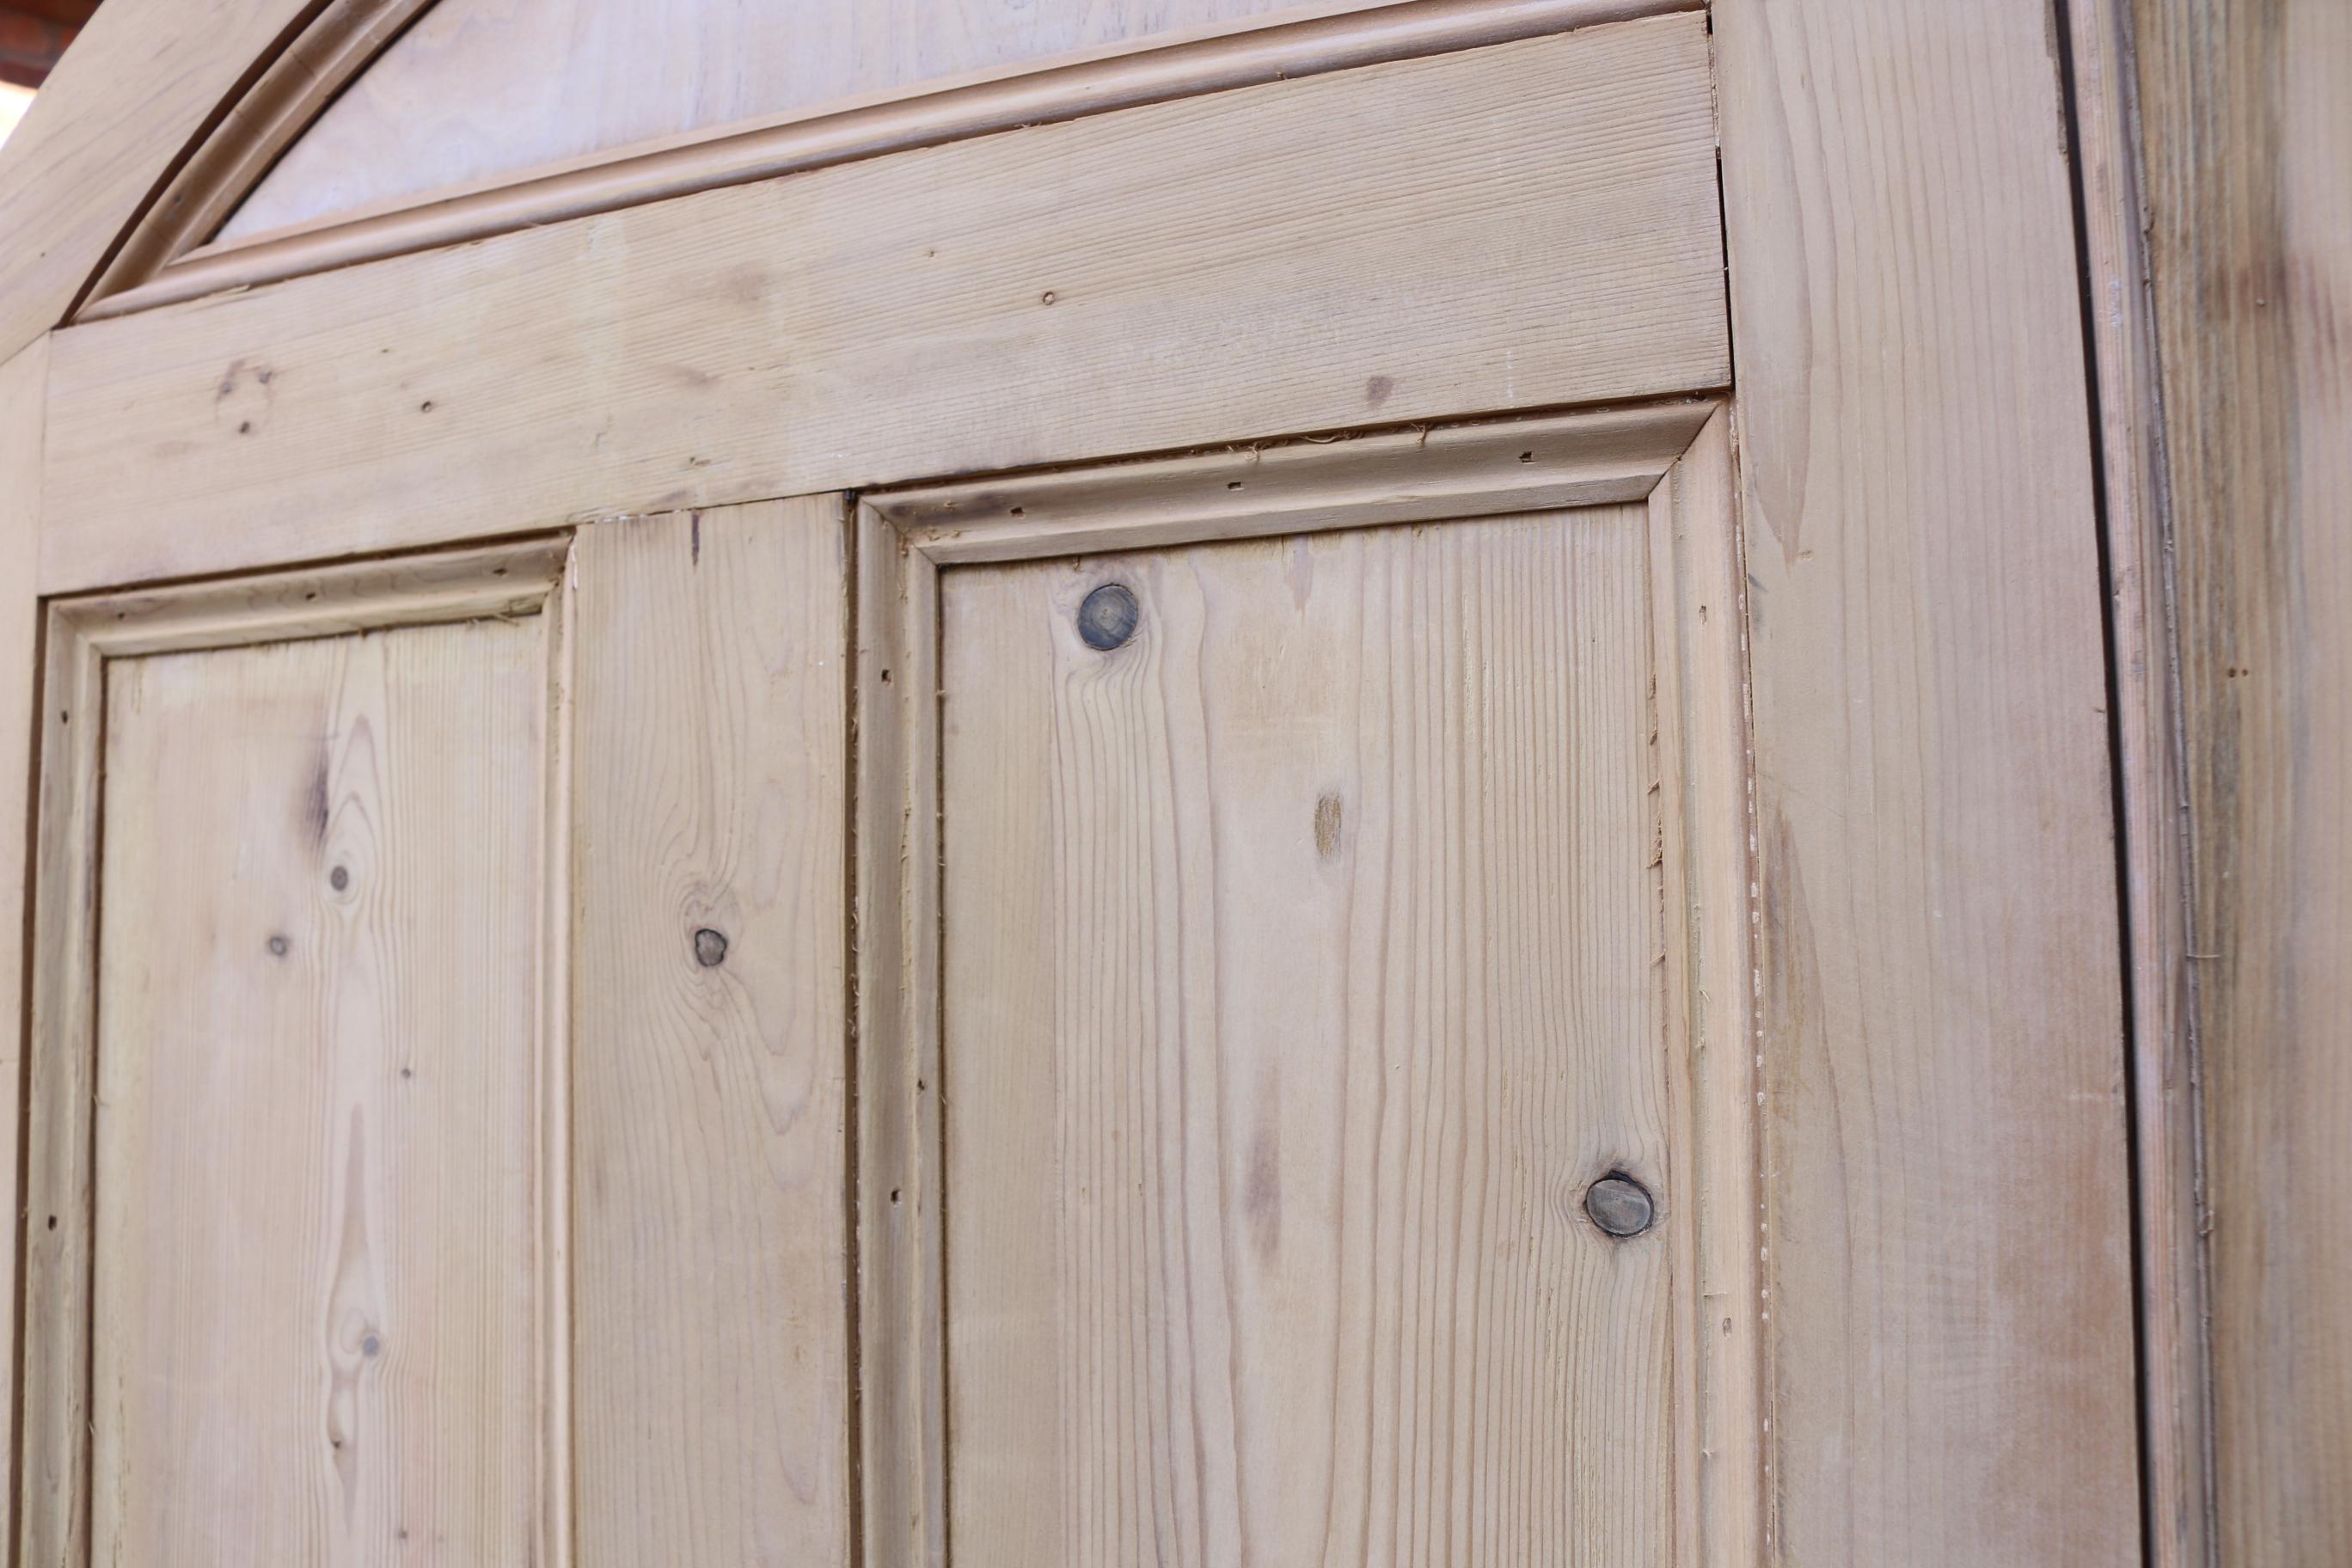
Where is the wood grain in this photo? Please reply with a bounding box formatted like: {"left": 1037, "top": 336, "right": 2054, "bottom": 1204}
{"left": 0, "top": 334, "right": 45, "bottom": 1558}
{"left": 221, "top": 0, "right": 1414, "bottom": 241}
{"left": 0, "top": 0, "right": 321, "bottom": 364}
{"left": 107, "top": 0, "right": 1691, "bottom": 318}
{"left": 940, "top": 510, "right": 1675, "bottom": 1565}
{"left": 39, "top": 15, "right": 1725, "bottom": 592}
{"left": 2129, "top": 0, "right": 2352, "bottom": 1558}
{"left": 89, "top": 619, "right": 546, "bottom": 1565}
{"left": 567, "top": 499, "right": 852, "bottom": 1566}
{"left": 1713, "top": 1, "right": 2141, "bottom": 1560}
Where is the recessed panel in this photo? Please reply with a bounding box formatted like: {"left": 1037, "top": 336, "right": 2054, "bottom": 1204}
{"left": 940, "top": 508, "right": 1674, "bottom": 1564}
{"left": 90, "top": 620, "right": 544, "bottom": 1563}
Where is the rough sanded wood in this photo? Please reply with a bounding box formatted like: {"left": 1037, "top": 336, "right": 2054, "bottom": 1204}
{"left": 567, "top": 499, "right": 853, "bottom": 1566}
{"left": 2128, "top": 0, "right": 2352, "bottom": 1558}
{"left": 38, "top": 15, "right": 1724, "bottom": 591}
{"left": 1713, "top": 1, "right": 2141, "bottom": 1559}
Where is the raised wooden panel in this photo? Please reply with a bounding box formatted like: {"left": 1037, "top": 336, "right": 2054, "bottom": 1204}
{"left": 19, "top": 544, "right": 573, "bottom": 1568}
{"left": 860, "top": 405, "right": 1756, "bottom": 1565}
{"left": 18, "top": 510, "right": 853, "bottom": 1560}
{"left": 90, "top": 621, "right": 544, "bottom": 1564}
{"left": 40, "top": 15, "right": 1725, "bottom": 592}
{"left": 942, "top": 510, "right": 1673, "bottom": 1564}
{"left": 220, "top": 0, "right": 1410, "bottom": 243}
{"left": 567, "top": 498, "right": 853, "bottom": 1565}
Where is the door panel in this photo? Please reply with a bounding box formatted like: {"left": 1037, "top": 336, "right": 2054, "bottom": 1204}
{"left": 940, "top": 508, "right": 1675, "bottom": 1564}
{"left": 20, "top": 506, "right": 853, "bottom": 1565}
{"left": 93, "top": 622, "right": 543, "bottom": 1565}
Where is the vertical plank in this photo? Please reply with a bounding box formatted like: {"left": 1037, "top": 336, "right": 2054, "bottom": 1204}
{"left": 854, "top": 507, "right": 948, "bottom": 1568}
{"left": 2128, "top": 0, "right": 2352, "bottom": 1557}
{"left": 940, "top": 511, "right": 1675, "bottom": 1565}
{"left": 0, "top": 334, "right": 46, "bottom": 1559}
{"left": 86, "top": 624, "right": 544, "bottom": 1564}
{"left": 2064, "top": 0, "right": 2208, "bottom": 1559}
{"left": 1647, "top": 408, "right": 1763, "bottom": 1567}
{"left": 1713, "top": 2, "right": 2142, "bottom": 1560}
{"left": 568, "top": 499, "right": 851, "bottom": 1565}
{"left": 19, "top": 614, "right": 102, "bottom": 1568}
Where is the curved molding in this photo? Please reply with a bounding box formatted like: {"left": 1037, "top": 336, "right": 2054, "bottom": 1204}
{"left": 0, "top": 0, "right": 327, "bottom": 364}
{"left": 83, "top": 0, "right": 1694, "bottom": 322}
{"left": 80, "top": 0, "right": 440, "bottom": 309}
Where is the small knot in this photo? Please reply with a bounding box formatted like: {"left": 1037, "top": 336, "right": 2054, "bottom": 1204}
{"left": 694, "top": 928, "right": 730, "bottom": 968}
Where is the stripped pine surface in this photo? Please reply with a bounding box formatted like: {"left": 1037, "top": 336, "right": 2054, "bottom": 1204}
{"left": 567, "top": 499, "right": 854, "bottom": 1565}
{"left": 90, "top": 621, "right": 546, "bottom": 1564}
{"left": 38, "top": 15, "right": 1724, "bottom": 591}
{"left": 940, "top": 509, "right": 1675, "bottom": 1565}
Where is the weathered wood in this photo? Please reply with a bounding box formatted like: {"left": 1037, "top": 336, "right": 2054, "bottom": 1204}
{"left": 1713, "top": 0, "right": 2142, "bottom": 1559}
{"left": 2128, "top": 0, "right": 2352, "bottom": 1558}
{"left": 40, "top": 15, "right": 1725, "bottom": 592}
{"left": 567, "top": 499, "right": 853, "bottom": 1566}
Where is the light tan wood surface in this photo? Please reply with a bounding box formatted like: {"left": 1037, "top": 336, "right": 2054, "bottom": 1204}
{"left": 221, "top": 0, "right": 1419, "bottom": 242}
{"left": 940, "top": 511, "right": 1674, "bottom": 1564}
{"left": 111, "top": 0, "right": 1689, "bottom": 315}
{"left": 0, "top": 334, "right": 46, "bottom": 1559}
{"left": 39, "top": 15, "right": 1725, "bottom": 592}
{"left": 568, "top": 499, "right": 853, "bottom": 1565}
{"left": 0, "top": 0, "right": 320, "bottom": 364}
{"left": 89, "top": 620, "right": 545, "bottom": 1565}
{"left": 19, "top": 545, "right": 573, "bottom": 1566}
{"left": 1713, "top": 0, "right": 2141, "bottom": 1560}
{"left": 862, "top": 404, "right": 1755, "bottom": 1564}
{"left": 2128, "top": 0, "right": 2352, "bottom": 1558}
{"left": 83, "top": 0, "right": 442, "bottom": 307}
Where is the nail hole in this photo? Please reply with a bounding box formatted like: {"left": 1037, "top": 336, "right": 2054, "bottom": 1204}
{"left": 267, "top": 935, "right": 290, "bottom": 958}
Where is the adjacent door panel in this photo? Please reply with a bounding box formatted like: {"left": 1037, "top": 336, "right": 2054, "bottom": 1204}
{"left": 20, "top": 503, "right": 853, "bottom": 1565}
{"left": 940, "top": 513, "right": 1675, "bottom": 1564}
{"left": 858, "top": 407, "right": 1753, "bottom": 1565}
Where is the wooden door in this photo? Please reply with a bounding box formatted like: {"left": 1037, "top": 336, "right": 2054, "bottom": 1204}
{"left": 20, "top": 504, "right": 853, "bottom": 1566}
{"left": 0, "top": 0, "right": 2155, "bottom": 1563}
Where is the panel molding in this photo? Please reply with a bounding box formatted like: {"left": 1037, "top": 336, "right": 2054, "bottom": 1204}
{"left": 40, "top": 14, "right": 1728, "bottom": 595}
{"left": 854, "top": 401, "right": 1760, "bottom": 1565}
{"left": 86, "top": 0, "right": 1695, "bottom": 321}
{"left": 15, "top": 536, "right": 573, "bottom": 1568}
